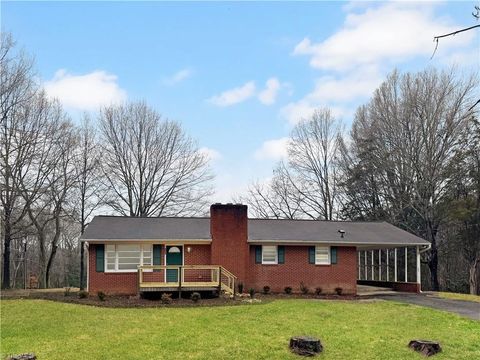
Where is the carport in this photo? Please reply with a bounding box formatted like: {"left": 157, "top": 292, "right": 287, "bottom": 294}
{"left": 356, "top": 244, "right": 431, "bottom": 293}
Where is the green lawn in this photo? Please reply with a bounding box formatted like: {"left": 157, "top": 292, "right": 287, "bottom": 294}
{"left": 1, "top": 299, "right": 479, "bottom": 359}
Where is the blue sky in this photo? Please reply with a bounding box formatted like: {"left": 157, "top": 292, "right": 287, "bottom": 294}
{"left": 2, "top": 1, "right": 479, "bottom": 201}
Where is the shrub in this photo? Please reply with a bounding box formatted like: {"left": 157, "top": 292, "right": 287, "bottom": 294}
{"left": 284, "top": 286, "right": 292, "bottom": 295}
{"left": 263, "top": 285, "right": 270, "bottom": 294}
{"left": 315, "top": 287, "right": 322, "bottom": 296}
{"left": 249, "top": 288, "right": 255, "bottom": 298}
{"left": 161, "top": 293, "right": 173, "bottom": 304}
{"left": 97, "top": 291, "right": 106, "bottom": 301}
{"left": 190, "top": 292, "right": 201, "bottom": 303}
{"left": 238, "top": 282, "right": 244, "bottom": 294}
{"left": 335, "top": 287, "right": 343, "bottom": 296}
{"left": 78, "top": 290, "right": 88, "bottom": 299}
{"left": 64, "top": 287, "right": 71, "bottom": 297}
{"left": 300, "top": 282, "right": 309, "bottom": 295}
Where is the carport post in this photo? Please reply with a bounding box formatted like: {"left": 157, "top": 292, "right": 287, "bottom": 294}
{"left": 378, "top": 249, "right": 381, "bottom": 281}
{"left": 405, "top": 247, "right": 408, "bottom": 282}
{"left": 394, "top": 248, "right": 398, "bottom": 282}
{"left": 416, "top": 246, "right": 421, "bottom": 287}
{"left": 371, "top": 250, "right": 374, "bottom": 280}
{"left": 386, "top": 249, "right": 389, "bottom": 281}
{"left": 364, "top": 251, "right": 367, "bottom": 280}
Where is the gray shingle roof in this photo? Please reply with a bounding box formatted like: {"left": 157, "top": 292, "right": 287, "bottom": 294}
{"left": 81, "top": 216, "right": 429, "bottom": 247}
{"left": 248, "top": 219, "right": 429, "bottom": 246}
{"left": 82, "top": 216, "right": 211, "bottom": 240}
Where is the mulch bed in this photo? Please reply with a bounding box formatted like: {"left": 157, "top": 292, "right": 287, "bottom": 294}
{"left": 1, "top": 290, "right": 357, "bottom": 308}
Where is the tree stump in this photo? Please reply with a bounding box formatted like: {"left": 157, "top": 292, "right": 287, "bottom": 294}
{"left": 408, "top": 340, "right": 442, "bottom": 357}
{"left": 6, "top": 354, "right": 37, "bottom": 360}
{"left": 289, "top": 336, "right": 323, "bottom": 356}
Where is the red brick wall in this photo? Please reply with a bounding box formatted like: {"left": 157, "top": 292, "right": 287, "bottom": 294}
{"left": 184, "top": 245, "right": 212, "bottom": 282}
{"left": 246, "top": 245, "right": 357, "bottom": 295}
{"left": 210, "top": 204, "right": 249, "bottom": 284}
{"left": 88, "top": 244, "right": 138, "bottom": 295}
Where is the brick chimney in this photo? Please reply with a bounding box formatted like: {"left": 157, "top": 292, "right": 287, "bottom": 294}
{"left": 210, "top": 203, "right": 248, "bottom": 284}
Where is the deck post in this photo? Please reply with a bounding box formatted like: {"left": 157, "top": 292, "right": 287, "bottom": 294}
{"left": 405, "top": 247, "right": 408, "bottom": 282}
{"left": 386, "top": 249, "right": 389, "bottom": 281}
{"left": 371, "top": 250, "right": 374, "bottom": 281}
{"left": 378, "top": 249, "right": 382, "bottom": 281}
{"left": 218, "top": 266, "right": 222, "bottom": 294}
{"left": 364, "top": 251, "right": 367, "bottom": 280}
{"left": 138, "top": 267, "right": 142, "bottom": 294}
{"left": 416, "top": 245, "right": 421, "bottom": 290}
{"left": 178, "top": 266, "right": 182, "bottom": 298}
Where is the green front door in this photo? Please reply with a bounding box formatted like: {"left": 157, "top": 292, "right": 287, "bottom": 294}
{"left": 166, "top": 246, "right": 182, "bottom": 282}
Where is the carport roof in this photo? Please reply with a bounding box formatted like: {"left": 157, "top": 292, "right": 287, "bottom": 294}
{"left": 81, "top": 216, "right": 429, "bottom": 247}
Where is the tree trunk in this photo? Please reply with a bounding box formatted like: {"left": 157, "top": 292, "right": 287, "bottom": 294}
{"left": 426, "top": 222, "right": 440, "bottom": 291}
{"left": 45, "top": 244, "right": 58, "bottom": 288}
{"left": 2, "top": 216, "right": 12, "bottom": 289}
{"left": 469, "top": 257, "right": 480, "bottom": 295}
{"left": 79, "top": 243, "right": 85, "bottom": 290}
{"left": 428, "top": 244, "right": 440, "bottom": 291}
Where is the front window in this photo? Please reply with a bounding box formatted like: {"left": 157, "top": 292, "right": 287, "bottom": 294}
{"left": 105, "top": 244, "right": 152, "bottom": 272}
{"left": 315, "top": 246, "right": 330, "bottom": 265}
{"left": 262, "top": 245, "right": 278, "bottom": 264}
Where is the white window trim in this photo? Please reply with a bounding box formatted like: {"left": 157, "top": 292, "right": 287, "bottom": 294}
{"left": 105, "top": 244, "right": 153, "bottom": 273}
{"left": 262, "top": 245, "right": 278, "bottom": 265}
{"left": 315, "top": 246, "right": 331, "bottom": 265}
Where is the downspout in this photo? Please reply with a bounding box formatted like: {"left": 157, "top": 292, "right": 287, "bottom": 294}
{"left": 419, "top": 244, "right": 431, "bottom": 254}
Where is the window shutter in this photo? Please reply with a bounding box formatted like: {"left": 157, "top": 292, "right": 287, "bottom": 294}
{"left": 278, "top": 246, "right": 285, "bottom": 264}
{"left": 255, "top": 246, "right": 262, "bottom": 264}
{"left": 309, "top": 246, "right": 315, "bottom": 264}
{"left": 153, "top": 245, "right": 162, "bottom": 265}
{"left": 96, "top": 244, "right": 105, "bottom": 272}
{"left": 153, "top": 245, "right": 162, "bottom": 272}
{"left": 331, "top": 247, "right": 337, "bottom": 264}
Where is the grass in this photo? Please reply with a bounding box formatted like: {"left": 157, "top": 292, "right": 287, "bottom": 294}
{"left": 1, "top": 299, "right": 479, "bottom": 359}
{"left": 434, "top": 292, "right": 480, "bottom": 303}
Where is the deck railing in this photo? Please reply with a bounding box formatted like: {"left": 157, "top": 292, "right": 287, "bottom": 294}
{"left": 138, "top": 265, "right": 236, "bottom": 295}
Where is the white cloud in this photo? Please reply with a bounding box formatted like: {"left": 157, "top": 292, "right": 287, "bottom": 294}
{"left": 208, "top": 81, "right": 256, "bottom": 107}
{"left": 254, "top": 137, "right": 290, "bottom": 161}
{"left": 283, "top": 2, "right": 477, "bottom": 126}
{"left": 163, "top": 68, "right": 193, "bottom": 85}
{"left": 199, "top": 147, "right": 222, "bottom": 162}
{"left": 44, "top": 69, "right": 126, "bottom": 111}
{"left": 258, "top": 77, "right": 281, "bottom": 105}
{"left": 293, "top": 2, "right": 475, "bottom": 72}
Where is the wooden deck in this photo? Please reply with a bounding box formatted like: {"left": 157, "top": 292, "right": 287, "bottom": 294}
{"left": 137, "top": 265, "right": 236, "bottom": 295}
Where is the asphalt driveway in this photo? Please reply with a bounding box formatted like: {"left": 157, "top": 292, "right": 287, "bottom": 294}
{"left": 377, "top": 293, "right": 480, "bottom": 320}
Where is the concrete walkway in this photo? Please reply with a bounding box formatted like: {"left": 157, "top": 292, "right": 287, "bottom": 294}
{"left": 377, "top": 293, "right": 480, "bottom": 321}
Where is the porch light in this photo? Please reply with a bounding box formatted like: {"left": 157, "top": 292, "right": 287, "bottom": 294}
{"left": 187, "top": 246, "right": 192, "bottom": 253}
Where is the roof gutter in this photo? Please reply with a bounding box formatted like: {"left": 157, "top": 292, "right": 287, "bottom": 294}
{"left": 419, "top": 243, "right": 432, "bottom": 253}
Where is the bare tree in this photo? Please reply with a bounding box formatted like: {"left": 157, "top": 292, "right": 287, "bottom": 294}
{"left": 99, "top": 102, "right": 213, "bottom": 217}
{"left": 16, "top": 92, "right": 78, "bottom": 288}
{"left": 288, "top": 108, "right": 344, "bottom": 220}
{"left": 68, "top": 115, "right": 105, "bottom": 290}
{"left": 346, "top": 68, "right": 478, "bottom": 290}
{"left": 237, "top": 162, "right": 302, "bottom": 219}
{"left": 0, "top": 32, "right": 36, "bottom": 289}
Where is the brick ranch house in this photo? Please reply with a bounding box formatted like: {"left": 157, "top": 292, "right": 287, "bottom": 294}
{"left": 81, "top": 203, "right": 430, "bottom": 296}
